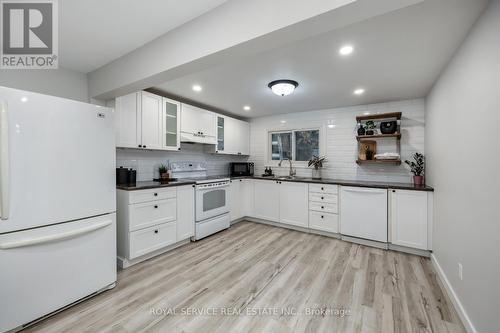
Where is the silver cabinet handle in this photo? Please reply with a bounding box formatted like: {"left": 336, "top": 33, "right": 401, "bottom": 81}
{"left": 0, "top": 101, "right": 9, "bottom": 220}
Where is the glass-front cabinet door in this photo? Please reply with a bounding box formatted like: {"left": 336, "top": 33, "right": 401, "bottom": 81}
{"left": 217, "top": 116, "right": 225, "bottom": 152}
{"left": 162, "top": 97, "right": 181, "bottom": 150}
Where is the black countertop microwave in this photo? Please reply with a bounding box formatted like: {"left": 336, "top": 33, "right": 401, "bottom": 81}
{"left": 230, "top": 162, "right": 254, "bottom": 176}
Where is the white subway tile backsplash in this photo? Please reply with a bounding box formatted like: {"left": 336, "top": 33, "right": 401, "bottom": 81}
{"left": 116, "top": 143, "right": 248, "bottom": 181}
{"left": 249, "top": 99, "right": 425, "bottom": 183}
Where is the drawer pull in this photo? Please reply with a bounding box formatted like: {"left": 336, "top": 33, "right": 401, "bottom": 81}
{"left": 154, "top": 230, "right": 159, "bottom": 234}
{"left": 321, "top": 215, "right": 324, "bottom": 219}
{"left": 321, "top": 187, "right": 324, "bottom": 190}
{"left": 321, "top": 206, "right": 324, "bottom": 209}
{"left": 154, "top": 205, "right": 158, "bottom": 209}
{"left": 154, "top": 193, "right": 158, "bottom": 196}
{"left": 321, "top": 196, "right": 324, "bottom": 200}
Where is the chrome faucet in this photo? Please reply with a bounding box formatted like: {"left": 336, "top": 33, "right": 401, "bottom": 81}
{"left": 278, "top": 158, "right": 296, "bottom": 177}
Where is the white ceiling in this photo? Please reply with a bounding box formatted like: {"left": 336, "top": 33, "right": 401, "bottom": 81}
{"left": 153, "top": 0, "right": 488, "bottom": 118}
{"left": 59, "top": 0, "right": 229, "bottom": 73}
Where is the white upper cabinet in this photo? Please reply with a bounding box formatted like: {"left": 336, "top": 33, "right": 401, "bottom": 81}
{"left": 215, "top": 115, "right": 250, "bottom": 155}
{"left": 115, "top": 91, "right": 173, "bottom": 151}
{"left": 140, "top": 92, "right": 163, "bottom": 150}
{"left": 162, "top": 97, "right": 181, "bottom": 151}
{"left": 279, "top": 181, "right": 308, "bottom": 227}
{"left": 115, "top": 92, "right": 141, "bottom": 148}
{"left": 389, "top": 189, "right": 430, "bottom": 250}
{"left": 180, "top": 103, "right": 216, "bottom": 144}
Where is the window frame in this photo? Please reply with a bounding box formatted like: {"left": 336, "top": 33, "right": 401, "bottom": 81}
{"left": 267, "top": 126, "right": 324, "bottom": 167}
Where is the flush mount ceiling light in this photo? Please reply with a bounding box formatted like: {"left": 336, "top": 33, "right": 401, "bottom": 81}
{"left": 243, "top": 105, "right": 251, "bottom": 111}
{"left": 339, "top": 45, "right": 354, "bottom": 56}
{"left": 268, "top": 79, "right": 299, "bottom": 96}
{"left": 192, "top": 84, "right": 202, "bottom": 92}
{"left": 354, "top": 88, "right": 365, "bottom": 95}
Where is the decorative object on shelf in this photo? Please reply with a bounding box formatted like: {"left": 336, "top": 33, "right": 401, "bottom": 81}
{"left": 357, "top": 123, "right": 366, "bottom": 135}
{"left": 405, "top": 152, "right": 425, "bottom": 185}
{"left": 374, "top": 152, "right": 400, "bottom": 160}
{"left": 380, "top": 120, "right": 397, "bottom": 134}
{"left": 365, "top": 120, "right": 376, "bottom": 135}
{"left": 159, "top": 164, "right": 169, "bottom": 180}
{"left": 364, "top": 146, "right": 374, "bottom": 160}
{"left": 358, "top": 140, "right": 376, "bottom": 161}
{"left": 308, "top": 155, "right": 326, "bottom": 179}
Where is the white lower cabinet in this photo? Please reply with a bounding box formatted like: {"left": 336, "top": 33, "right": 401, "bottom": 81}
{"left": 279, "top": 181, "right": 308, "bottom": 227}
{"left": 253, "top": 180, "right": 280, "bottom": 222}
{"left": 389, "top": 189, "right": 430, "bottom": 250}
{"left": 309, "top": 184, "right": 339, "bottom": 233}
{"left": 129, "top": 223, "right": 176, "bottom": 259}
{"left": 229, "top": 180, "right": 242, "bottom": 221}
{"left": 117, "top": 185, "right": 195, "bottom": 267}
{"left": 240, "top": 179, "right": 254, "bottom": 217}
{"left": 309, "top": 211, "right": 339, "bottom": 233}
{"left": 177, "top": 185, "right": 195, "bottom": 241}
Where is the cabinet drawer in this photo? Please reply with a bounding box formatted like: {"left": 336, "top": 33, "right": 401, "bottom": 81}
{"left": 128, "top": 187, "right": 176, "bottom": 204}
{"left": 128, "top": 198, "right": 176, "bottom": 231}
{"left": 309, "top": 184, "right": 338, "bottom": 194}
{"left": 309, "top": 201, "right": 338, "bottom": 214}
{"left": 309, "top": 192, "right": 338, "bottom": 204}
{"left": 309, "top": 211, "right": 339, "bottom": 233}
{"left": 129, "top": 222, "right": 176, "bottom": 259}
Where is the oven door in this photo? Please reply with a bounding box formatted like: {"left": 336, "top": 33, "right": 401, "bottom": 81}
{"left": 196, "top": 186, "right": 229, "bottom": 221}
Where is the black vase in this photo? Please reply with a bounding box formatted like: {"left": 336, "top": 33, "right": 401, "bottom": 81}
{"left": 357, "top": 126, "right": 366, "bottom": 135}
{"left": 380, "top": 121, "right": 397, "bottom": 134}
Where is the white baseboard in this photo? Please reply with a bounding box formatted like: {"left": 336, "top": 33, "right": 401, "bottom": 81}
{"left": 430, "top": 254, "right": 476, "bottom": 333}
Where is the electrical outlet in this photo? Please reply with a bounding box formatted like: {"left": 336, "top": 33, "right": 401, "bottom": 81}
{"left": 458, "top": 263, "right": 463, "bottom": 281}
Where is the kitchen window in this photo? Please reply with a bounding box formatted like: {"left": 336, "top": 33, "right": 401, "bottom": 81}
{"left": 269, "top": 128, "right": 320, "bottom": 162}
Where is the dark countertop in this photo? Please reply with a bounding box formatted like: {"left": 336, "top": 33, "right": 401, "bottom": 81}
{"left": 116, "top": 179, "right": 196, "bottom": 191}
{"left": 117, "top": 176, "right": 433, "bottom": 192}
{"left": 233, "top": 175, "right": 434, "bottom": 192}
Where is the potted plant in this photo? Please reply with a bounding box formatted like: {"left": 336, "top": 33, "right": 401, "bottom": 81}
{"left": 159, "top": 164, "right": 169, "bottom": 180}
{"left": 365, "top": 120, "right": 376, "bottom": 135}
{"left": 364, "top": 146, "right": 374, "bottom": 160}
{"left": 308, "top": 155, "right": 326, "bottom": 179}
{"left": 405, "top": 153, "right": 424, "bottom": 185}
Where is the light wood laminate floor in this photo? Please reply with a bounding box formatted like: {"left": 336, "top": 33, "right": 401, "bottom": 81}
{"left": 24, "top": 221, "right": 465, "bottom": 333}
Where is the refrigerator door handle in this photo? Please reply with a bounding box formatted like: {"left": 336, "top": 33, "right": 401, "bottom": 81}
{"left": 0, "top": 220, "right": 112, "bottom": 250}
{"left": 0, "top": 101, "right": 9, "bottom": 220}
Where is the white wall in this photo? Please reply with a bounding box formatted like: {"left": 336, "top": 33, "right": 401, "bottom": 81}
{"left": 0, "top": 67, "right": 88, "bottom": 102}
{"left": 249, "top": 99, "right": 424, "bottom": 182}
{"left": 425, "top": 0, "right": 500, "bottom": 332}
{"left": 116, "top": 144, "right": 248, "bottom": 181}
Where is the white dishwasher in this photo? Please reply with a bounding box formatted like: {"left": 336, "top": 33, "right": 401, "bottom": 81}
{"left": 340, "top": 187, "right": 388, "bottom": 242}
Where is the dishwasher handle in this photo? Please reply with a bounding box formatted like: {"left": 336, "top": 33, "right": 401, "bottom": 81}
{"left": 342, "top": 187, "right": 386, "bottom": 194}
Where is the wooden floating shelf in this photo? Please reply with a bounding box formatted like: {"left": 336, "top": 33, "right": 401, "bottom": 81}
{"left": 356, "top": 112, "right": 402, "bottom": 122}
{"left": 356, "top": 159, "right": 401, "bottom": 165}
{"left": 357, "top": 133, "right": 401, "bottom": 140}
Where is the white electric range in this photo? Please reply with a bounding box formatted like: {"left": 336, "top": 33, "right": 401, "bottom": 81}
{"left": 170, "top": 162, "right": 230, "bottom": 240}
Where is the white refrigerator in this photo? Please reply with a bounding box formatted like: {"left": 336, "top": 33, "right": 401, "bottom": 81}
{"left": 0, "top": 86, "right": 117, "bottom": 333}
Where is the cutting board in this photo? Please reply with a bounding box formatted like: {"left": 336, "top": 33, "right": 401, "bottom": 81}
{"left": 358, "top": 140, "right": 377, "bottom": 160}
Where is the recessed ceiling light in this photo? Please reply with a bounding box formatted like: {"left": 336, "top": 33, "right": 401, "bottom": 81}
{"left": 280, "top": 120, "right": 287, "bottom": 124}
{"left": 20, "top": 97, "right": 28, "bottom": 102}
{"left": 354, "top": 88, "right": 365, "bottom": 95}
{"left": 328, "top": 124, "right": 336, "bottom": 129}
{"left": 243, "top": 105, "right": 251, "bottom": 111}
{"left": 192, "top": 84, "right": 202, "bottom": 92}
{"left": 268, "top": 79, "right": 299, "bottom": 96}
{"left": 339, "top": 45, "right": 354, "bottom": 56}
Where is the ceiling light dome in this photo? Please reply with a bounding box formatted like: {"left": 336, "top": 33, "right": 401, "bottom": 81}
{"left": 268, "top": 79, "right": 298, "bottom": 96}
